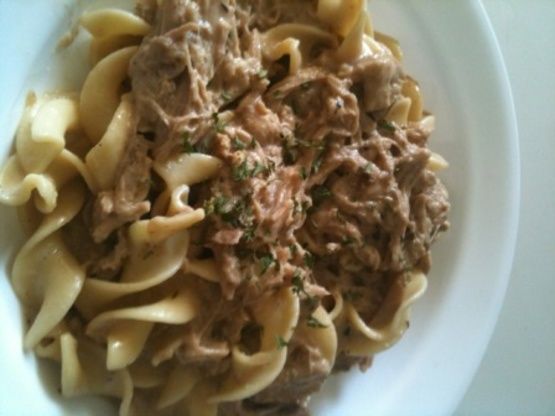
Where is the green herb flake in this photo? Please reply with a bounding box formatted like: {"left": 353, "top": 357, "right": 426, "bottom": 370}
{"left": 220, "top": 209, "right": 238, "bottom": 226}
{"left": 211, "top": 198, "right": 252, "bottom": 230}
{"left": 276, "top": 335, "right": 289, "bottom": 350}
{"left": 307, "top": 315, "right": 327, "bottom": 329}
{"left": 293, "top": 199, "right": 301, "bottom": 215}
{"left": 300, "top": 166, "right": 308, "bottom": 179}
{"left": 214, "top": 196, "right": 230, "bottom": 213}
{"left": 291, "top": 271, "right": 304, "bottom": 295}
{"left": 259, "top": 254, "right": 276, "bottom": 274}
{"left": 251, "top": 162, "right": 266, "bottom": 177}
{"left": 257, "top": 68, "right": 268, "bottom": 79}
{"left": 297, "top": 138, "right": 324, "bottom": 149}
{"left": 241, "top": 225, "right": 255, "bottom": 242}
{"left": 289, "top": 244, "right": 298, "bottom": 255}
{"left": 181, "top": 132, "right": 195, "bottom": 153}
{"left": 220, "top": 199, "right": 252, "bottom": 229}
{"left": 341, "top": 236, "right": 355, "bottom": 246}
{"left": 232, "top": 137, "right": 247, "bottom": 151}
{"left": 232, "top": 160, "right": 251, "bottom": 181}
{"left": 377, "top": 119, "right": 396, "bottom": 132}
{"left": 212, "top": 112, "right": 227, "bottom": 133}
{"left": 203, "top": 195, "right": 229, "bottom": 216}
{"left": 221, "top": 91, "right": 232, "bottom": 103}
{"left": 311, "top": 150, "right": 325, "bottom": 174}
{"left": 311, "top": 185, "right": 331, "bottom": 205}
{"left": 232, "top": 160, "right": 269, "bottom": 181}
{"left": 304, "top": 252, "right": 315, "bottom": 268}
{"left": 364, "top": 162, "right": 373, "bottom": 174}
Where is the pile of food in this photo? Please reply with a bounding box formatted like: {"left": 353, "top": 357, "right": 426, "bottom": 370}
{"left": 0, "top": 0, "right": 449, "bottom": 414}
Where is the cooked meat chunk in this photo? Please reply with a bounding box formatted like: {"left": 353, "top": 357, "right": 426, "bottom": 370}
{"left": 90, "top": 134, "right": 152, "bottom": 242}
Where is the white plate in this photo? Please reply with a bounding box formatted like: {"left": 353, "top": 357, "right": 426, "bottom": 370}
{"left": 0, "top": 1, "right": 519, "bottom": 415}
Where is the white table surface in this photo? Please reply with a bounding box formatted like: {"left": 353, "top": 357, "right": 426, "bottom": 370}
{"left": 456, "top": 1, "right": 555, "bottom": 415}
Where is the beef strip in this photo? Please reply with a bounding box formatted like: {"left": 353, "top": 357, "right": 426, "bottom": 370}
{"left": 62, "top": 208, "right": 130, "bottom": 280}
{"left": 90, "top": 134, "right": 152, "bottom": 242}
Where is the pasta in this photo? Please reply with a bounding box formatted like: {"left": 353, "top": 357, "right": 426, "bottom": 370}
{"left": 80, "top": 46, "right": 138, "bottom": 144}
{"left": 0, "top": 1, "right": 450, "bottom": 415}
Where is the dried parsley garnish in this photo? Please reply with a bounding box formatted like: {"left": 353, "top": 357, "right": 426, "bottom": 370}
{"left": 257, "top": 68, "right": 268, "bottom": 79}
{"left": 259, "top": 254, "right": 276, "bottom": 274}
{"left": 304, "top": 251, "right": 315, "bottom": 268}
{"left": 241, "top": 225, "right": 255, "bottom": 242}
{"left": 181, "top": 132, "right": 195, "bottom": 153}
{"left": 232, "top": 160, "right": 251, "bottom": 181}
{"left": 212, "top": 112, "right": 227, "bottom": 133}
{"left": 311, "top": 149, "right": 325, "bottom": 174}
{"left": 232, "top": 160, "right": 268, "bottom": 181}
{"left": 307, "top": 315, "right": 327, "bottom": 329}
{"left": 293, "top": 199, "right": 302, "bottom": 215}
{"left": 221, "top": 91, "right": 232, "bottom": 103}
{"left": 232, "top": 137, "right": 247, "bottom": 150}
{"left": 251, "top": 162, "right": 266, "bottom": 177}
{"left": 203, "top": 195, "right": 230, "bottom": 216}
{"left": 377, "top": 119, "right": 396, "bottom": 132}
{"left": 275, "top": 335, "right": 289, "bottom": 350}
{"left": 311, "top": 185, "right": 331, "bottom": 205}
{"left": 291, "top": 271, "right": 304, "bottom": 295}
{"left": 364, "top": 162, "right": 373, "bottom": 174}
{"left": 221, "top": 199, "right": 253, "bottom": 229}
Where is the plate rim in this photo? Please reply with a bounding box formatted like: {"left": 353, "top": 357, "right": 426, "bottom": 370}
{"left": 0, "top": 0, "right": 521, "bottom": 415}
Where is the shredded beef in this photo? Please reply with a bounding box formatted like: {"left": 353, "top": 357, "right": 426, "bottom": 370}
{"left": 121, "top": 0, "right": 450, "bottom": 413}
{"left": 90, "top": 134, "right": 152, "bottom": 242}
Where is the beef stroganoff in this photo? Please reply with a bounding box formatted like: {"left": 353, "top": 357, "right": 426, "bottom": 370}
{"left": 0, "top": 1, "right": 449, "bottom": 415}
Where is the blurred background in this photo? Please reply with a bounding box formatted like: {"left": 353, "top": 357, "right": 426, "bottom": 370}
{"left": 456, "top": 1, "right": 555, "bottom": 415}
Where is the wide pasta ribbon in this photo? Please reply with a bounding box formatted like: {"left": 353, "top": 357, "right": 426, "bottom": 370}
{"left": 207, "top": 287, "right": 300, "bottom": 403}
{"left": 60, "top": 333, "right": 134, "bottom": 415}
{"left": 80, "top": 46, "right": 138, "bottom": 144}
{"left": 0, "top": 95, "right": 93, "bottom": 213}
{"left": 87, "top": 286, "right": 199, "bottom": 370}
{"left": 76, "top": 228, "right": 191, "bottom": 318}
{"left": 177, "top": 287, "right": 302, "bottom": 416}
{"left": 80, "top": 8, "right": 151, "bottom": 64}
{"left": 11, "top": 181, "right": 86, "bottom": 349}
{"left": 262, "top": 24, "right": 337, "bottom": 74}
{"left": 339, "top": 270, "right": 427, "bottom": 356}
